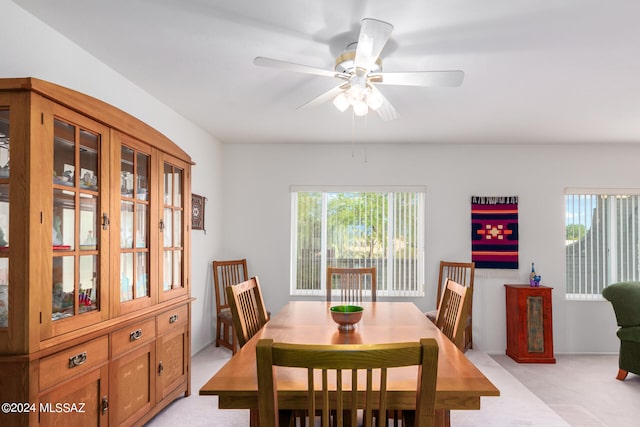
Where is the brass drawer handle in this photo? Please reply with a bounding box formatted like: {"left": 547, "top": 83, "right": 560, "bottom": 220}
{"left": 169, "top": 314, "right": 179, "bottom": 324}
{"left": 68, "top": 352, "right": 87, "bottom": 368}
{"left": 130, "top": 329, "right": 143, "bottom": 341}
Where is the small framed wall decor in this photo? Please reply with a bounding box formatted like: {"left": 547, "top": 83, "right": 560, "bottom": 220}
{"left": 191, "top": 193, "right": 206, "bottom": 232}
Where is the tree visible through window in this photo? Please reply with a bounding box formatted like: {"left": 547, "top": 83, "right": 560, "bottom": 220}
{"left": 565, "top": 192, "right": 640, "bottom": 299}
{"left": 291, "top": 188, "right": 425, "bottom": 297}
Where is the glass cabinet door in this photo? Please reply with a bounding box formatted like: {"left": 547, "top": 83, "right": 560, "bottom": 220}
{"left": 0, "top": 109, "right": 9, "bottom": 328}
{"left": 51, "top": 115, "right": 107, "bottom": 328}
{"left": 119, "top": 144, "right": 151, "bottom": 306}
{"left": 159, "top": 158, "right": 187, "bottom": 300}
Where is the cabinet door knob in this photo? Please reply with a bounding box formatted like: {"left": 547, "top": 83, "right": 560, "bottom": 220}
{"left": 68, "top": 352, "right": 87, "bottom": 368}
{"left": 158, "top": 361, "right": 164, "bottom": 375}
{"left": 101, "top": 396, "right": 108, "bottom": 415}
{"left": 169, "top": 314, "right": 179, "bottom": 324}
{"left": 102, "top": 213, "right": 110, "bottom": 230}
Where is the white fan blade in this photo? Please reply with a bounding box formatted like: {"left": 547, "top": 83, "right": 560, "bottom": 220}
{"left": 254, "top": 56, "right": 345, "bottom": 79}
{"left": 297, "top": 83, "right": 349, "bottom": 109}
{"left": 369, "top": 85, "right": 399, "bottom": 121}
{"left": 372, "top": 70, "right": 464, "bottom": 87}
{"left": 354, "top": 18, "right": 393, "bottom": 71}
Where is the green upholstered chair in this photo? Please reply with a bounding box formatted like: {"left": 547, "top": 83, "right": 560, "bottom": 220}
{"left": 602, "top": 281, "right": 640, "bottom": 380}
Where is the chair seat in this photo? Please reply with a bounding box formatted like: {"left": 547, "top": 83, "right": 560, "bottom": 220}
{"left": 218, "top": 308, "right": 233, "bottom": 322}
{"left": 424, "top": 310, "right": 437, "bottom": 322}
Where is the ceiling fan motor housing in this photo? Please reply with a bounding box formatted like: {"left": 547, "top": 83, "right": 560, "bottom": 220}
{"left": 334, "top": 49, "right": 382, "bottom": 74}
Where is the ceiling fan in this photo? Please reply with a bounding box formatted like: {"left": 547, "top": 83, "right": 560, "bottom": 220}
{"left": 254, "top": 18, "right": 464, "bottom": 121}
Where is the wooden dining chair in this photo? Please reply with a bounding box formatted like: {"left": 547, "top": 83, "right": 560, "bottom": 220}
{"left": 212, "top": 259, "right": 248, "bottom": 354}
{"left": 426, "top": 261, "right": 475, "bottom": 352}
{"left": 435, "top": 279, "right": 471, "bottom": 352}
{"left": 226, "top": 276, "right": 269, "bottom": 349}
{"left": 326, "top": 267, "right": 377, "bottom": 303}
{"left": 256, "top": 338, "right": 439, "bottom": 427}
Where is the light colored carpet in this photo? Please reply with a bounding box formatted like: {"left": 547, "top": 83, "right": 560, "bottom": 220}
{"left": 452, "top": 350, "right": 569, "bottom": 426}
{"left": 146, "top": 345, "right": 571, "bottom": 426}
{"left": 493, "top": 353, "right": 640, "bottom": 427}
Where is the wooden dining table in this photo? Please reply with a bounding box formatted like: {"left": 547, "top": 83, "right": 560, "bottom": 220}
{"left": 199, "top": 301, "right": 499, "bottom": 427}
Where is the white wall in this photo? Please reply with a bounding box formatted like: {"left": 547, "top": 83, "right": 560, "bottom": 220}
{"left": 1, "top": 0, "right": 223, "bottom": 354}
{"left": 222, "top": 142, "right": 634, "bottom": 354}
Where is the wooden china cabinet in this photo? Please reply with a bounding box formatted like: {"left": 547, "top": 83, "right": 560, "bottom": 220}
{"left": 0, "top": 78, "right": 192, "bottom": 426}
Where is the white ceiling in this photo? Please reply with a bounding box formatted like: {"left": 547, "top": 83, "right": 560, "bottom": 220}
{"left": 12, "top": 0, "right": 640, "bottom": 145}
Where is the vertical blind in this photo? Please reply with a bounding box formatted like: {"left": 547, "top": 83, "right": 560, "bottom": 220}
{"left": 565, "top": 192, "right": 640, "bottom": 299}
{"left": 291, "top": 188, "right": 425, "bottom": 296}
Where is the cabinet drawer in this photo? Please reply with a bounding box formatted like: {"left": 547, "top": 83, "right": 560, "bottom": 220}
{"left": 157, "top": 305, "right": 188, "bottom": 334}
{"left": 112, "top": 317, "right": 156, "bottom": 358}
{"left": 39, "top": 335, "right": 109, "bottom": 391}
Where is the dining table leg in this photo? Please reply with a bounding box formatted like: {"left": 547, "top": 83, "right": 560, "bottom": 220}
{"left": 249, "top": 409, "right": 259, "bottom": 427}
{"left": 435, "top": 409, "right": 451, "bottom": 427}
{"left": 249, "top": 409, "right": 296, "bottom": 427}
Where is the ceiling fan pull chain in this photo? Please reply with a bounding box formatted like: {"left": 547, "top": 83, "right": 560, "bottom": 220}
{"left": 351, "top": 110, "right": 356, "bottom": 158}
{"left": 364, "top": 113, "right": 368, "bottom": 164}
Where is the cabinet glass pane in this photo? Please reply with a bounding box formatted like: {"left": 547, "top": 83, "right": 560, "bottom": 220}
{"left": 79, "top": 255, "right": 98, "bottom": 313}
{"left": 121, "top": 252, "right": 133, "bottom": 302}
{"left": 53, "top": 189, "right": 75, "bottom": 250}
{"left": 136, "top": 252, "right": 149, "bottom": 298}
{"left": 121, "top": 201, "right": 134, "bottom": 249}
{"left": 0, "top": 109, "right": 9, "bottom": 178}
{"left": 79, "top": 130, "right": 99, "bottom": 190}
{"left": 0, "top": 258, "right": 7, "bottom": 328}
{"left": 173, "top": 210, "right": 182, "bottom": 247}
{"left": 163, "top": 207, "right": 172, "bottom": 247}
{"left": 0, "top": 184, "right": 8, "bottom": 247}
{"left": 136, "top": 152, "right": 149, "bottom": 201}
{"left": 173, "top": 251, "right": 182, "bottom": 287}
{"left": 163, "top": 163, "right": 173, "bottom": 205}
{"left": 120, "top": 146, "right": 150, "bottom": 304}
{"left": 121, "top": 147, "right": 134, "bottom": 198}
{"left": 0, "top": 110, "right": 8, "bottom": 328}
{"left": 163, "top": 251, "right": 173, "bottom": 291}
{"left": 52, "top": 256, "right": 75, "bottom": 320}
{"left": 52, "top": 116, "right": 103, "bottom": 324}
{"left": 80, "top": 194, "right": 98, "bottom": 250}
{"left": 53, "top": 119, "right": 76, "bottom": 186}
{"left": 174, "top": 168, "right": 183, "bottom": 206}
{"left": 162, "top": 162, "right": 184, "bottom": 294}
{"left": 136, "top": 203, "right": 148, "bottom": 248}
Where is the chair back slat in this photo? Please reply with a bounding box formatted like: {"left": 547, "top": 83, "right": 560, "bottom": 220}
{"left": 226, "top": 277, "right": 269, "bottom": 348}
{"left": 436, "top": 261, "right": 474, "bottom": 304}
{"left": 327, "top": 267, "right": 377, "bottom": 303}
{"left": 435, "top": 279, "right": 471, "bottom": 351}
{"left": 213, "top": 259, "right": 248, "bottom": 311}
{"left": 212, "top": 259, "right": 248, "bottom": 353}
{"left": 435, "top": 261, "right": 475, "bottom": 352}
{"left": 256, "top": 339, "right": 439, "bottom": 427}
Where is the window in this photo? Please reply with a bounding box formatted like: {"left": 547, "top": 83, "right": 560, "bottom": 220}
{"left": 290, "top": 187, "right": 425, "bottom": 297}
{"left": 565, "top": 190, "right": 640, "bottom": 300}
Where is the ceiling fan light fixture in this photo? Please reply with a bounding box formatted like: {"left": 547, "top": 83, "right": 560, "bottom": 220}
{"left": 352, "top": 99, "right": 368, "bottom": 116}
{"left": 333, "top": 92, "right": 350, "bottom": 112}
{"left": 346, "top": 82, "right": 364, "bottom": 103}
{"left": 365, "top": 87, "right": 383, "bottom": 110}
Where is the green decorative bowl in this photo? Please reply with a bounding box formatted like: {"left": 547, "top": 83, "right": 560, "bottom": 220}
{"left": 330, "top": 305, "right": 364, "bottom": 332}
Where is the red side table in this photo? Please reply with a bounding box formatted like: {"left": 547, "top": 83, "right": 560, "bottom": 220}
{"left": 505, "top": 284, "right": 556, "bottom": 363}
